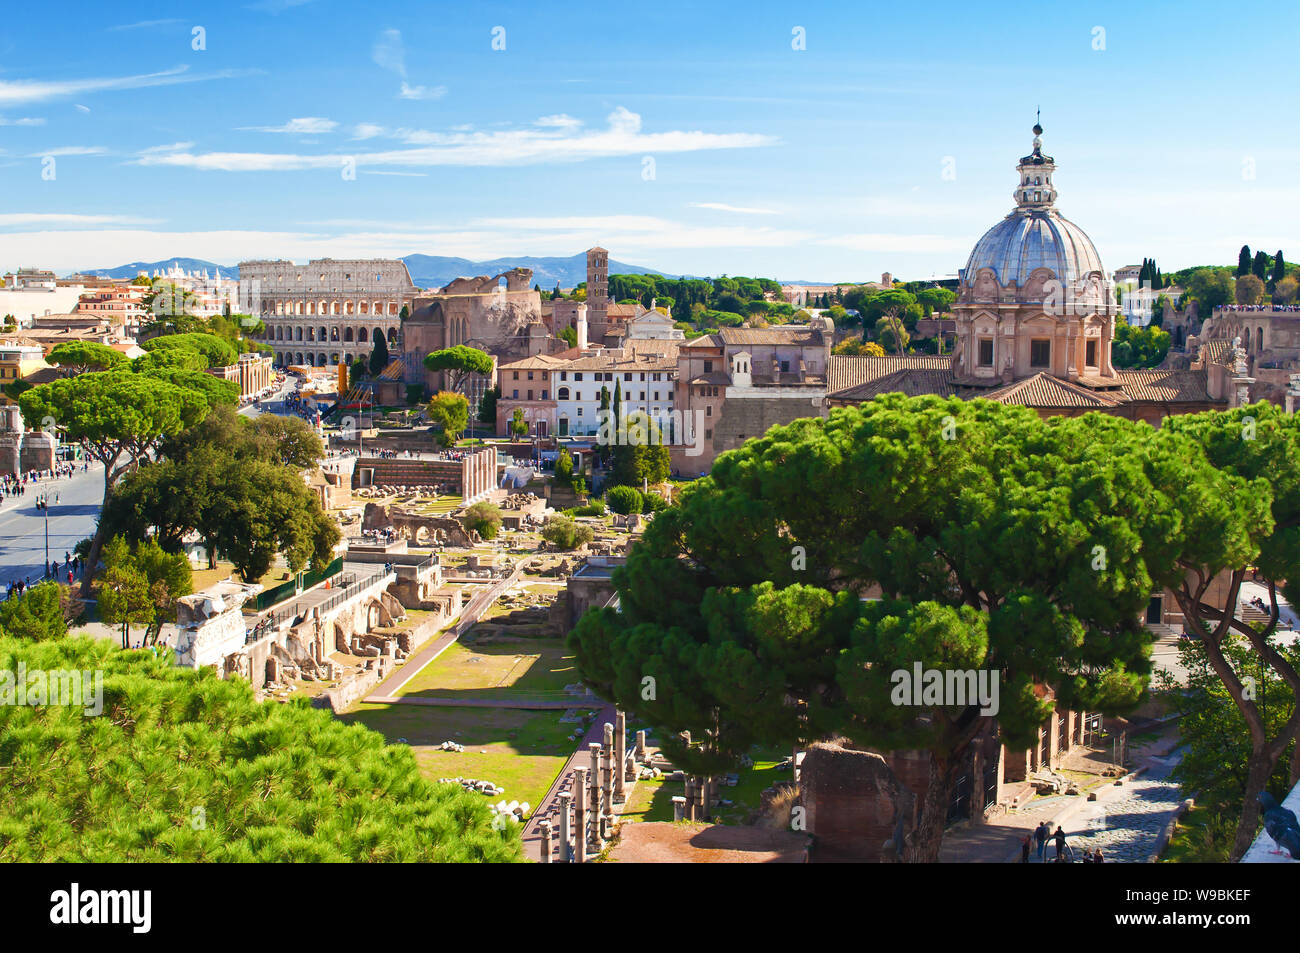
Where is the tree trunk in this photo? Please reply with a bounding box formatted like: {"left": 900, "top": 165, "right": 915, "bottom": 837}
{"left": 79, "top": 471, "right": 114, "bottom": 599}
{"left": 1232, "top": 752, "right": 1274, "bottom": 861}
{"left": 905, "top": 751, "right": 952, "bottom": 863}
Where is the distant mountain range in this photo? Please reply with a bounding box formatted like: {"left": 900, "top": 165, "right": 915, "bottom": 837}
{"left": 73, "top": 253, "right": 683, "bottom": 290}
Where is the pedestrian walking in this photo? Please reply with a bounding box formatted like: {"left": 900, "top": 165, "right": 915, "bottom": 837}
{"left": 1034, "top": 821, "right": 1048, "bottom": 861}
{"left": 1020, "top": 834, "right": 1031, "bottom": 863}
{"left": 1053, "top": 825, "right": 1067, "bottom": 861}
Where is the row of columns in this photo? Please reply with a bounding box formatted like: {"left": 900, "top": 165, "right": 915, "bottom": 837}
{"left": 539, "top": 711, "right": 640, "bottom": 863}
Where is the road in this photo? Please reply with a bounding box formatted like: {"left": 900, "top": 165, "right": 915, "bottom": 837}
{"left": 0, "top": 465, "right": 106, "bottom": 586}
{"left": 0, "top": 378, "right": 299, "bottom": 588}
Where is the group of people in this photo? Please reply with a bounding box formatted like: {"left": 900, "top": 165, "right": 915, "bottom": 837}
{"left": 6, "top": 551, "right": 83, "bottom": 597}
{"left": 1216, "top": 303, "right": 1300, "bottom": 313}
{"left": 2, "top": 462, "right": 87, "bottom": 500}
{"left": 1022, "top": 821, "right": 1105, "bottom": 863}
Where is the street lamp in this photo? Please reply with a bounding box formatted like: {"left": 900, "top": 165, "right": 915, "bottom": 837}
{"left": 35, "top": 492, "right": 50, "bottom": 578}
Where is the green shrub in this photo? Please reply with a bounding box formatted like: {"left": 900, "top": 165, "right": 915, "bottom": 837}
{"left": 463, "top": 501, "right": 503, "bottom": 540}
{"left": 606, "top": 485, "right": 642, "bottom": 515}
{"left": 641, "top": 491, "right": 669, "bottom": 513}
{"left": 540, "top": 516, "right": 595, "bottom": 550}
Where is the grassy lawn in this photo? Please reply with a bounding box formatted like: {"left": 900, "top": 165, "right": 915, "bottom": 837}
{"left": 622, "top": 774, "right": 676, "bottom": 823}
{"left": 396, "top": 637, "right": 576, "bottom": 700}
{"left": 617, "top": 745, "right": 791, "bottom": 828}
{"left": 190, "top": 562, "right": 294, "bottom": 591}
{"left": 342, "top": 702, "right": 572, "bottom": 816}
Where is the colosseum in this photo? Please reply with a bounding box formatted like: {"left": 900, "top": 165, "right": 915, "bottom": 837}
{"left": 239, "top": 259, "right": 419, "bottom": 368}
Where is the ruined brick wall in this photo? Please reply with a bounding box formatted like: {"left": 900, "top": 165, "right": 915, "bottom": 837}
{"left": 800, "top": 741, "right": 915, "bottom": 862}
{"left": 711, "top": 395, "right": 826, "bottom": 459}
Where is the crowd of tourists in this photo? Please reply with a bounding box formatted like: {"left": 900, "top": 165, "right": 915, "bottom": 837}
{"left": 1215, "top": 303, "right": 1300, "bottom": 313}
{"left": 5, "top": 550, "right": 86, "bottom": 597}
{"left": 2, "top": 462, "right": 89, "bottom": 501}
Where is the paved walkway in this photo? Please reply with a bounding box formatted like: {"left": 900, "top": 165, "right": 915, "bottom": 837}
{"left": 520, "top": 702, "right": 617, "bottom": 862}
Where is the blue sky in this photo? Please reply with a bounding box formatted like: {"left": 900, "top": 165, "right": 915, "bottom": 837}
{"left": 1, "top": 0, "right": 1297, "bottom": 281}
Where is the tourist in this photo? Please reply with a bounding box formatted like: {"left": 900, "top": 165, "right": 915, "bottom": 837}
{"left": 1020, "top": 833, "right": 1031, "bottom": 863}
{"left": 1092, "top": 848, "right": 1105, "bottom": 863}
{"left": 1053, "top": 825, "right": 1067, "bottom": 861}
{"left": 1034, "top": 821, "right": 1048, "bottom": 861}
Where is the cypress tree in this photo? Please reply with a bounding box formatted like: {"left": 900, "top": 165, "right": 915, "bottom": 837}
{"left": 1253, "top": 250, "right": 1269, "bottom": 281}
{"left": 1273, "top": 250, "right": 1286, "bottom": 284}
{"left": 1238, "top": 245, "right": 1253, "bottom": 276}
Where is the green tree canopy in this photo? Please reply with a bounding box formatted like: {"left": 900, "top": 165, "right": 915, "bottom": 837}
{"left": 427, "top": 391, "right": 469, "bottom": 447}
{"left": 46, "top": 341, "right": 126, "bottom": 376}
{"left": 140, "top": 332, "right": 239, "bottom": 369}
{"left": 0, "top": 634, "right": 521, "bottom": 861}
{"left": 369, "top": 331, "right": 390, "bottom": 377}
{"left": 571, "top": 396, "right": 1194, "bottom": 860}
{"left": 423, "top": 346, "right": 493, "bottom": 393}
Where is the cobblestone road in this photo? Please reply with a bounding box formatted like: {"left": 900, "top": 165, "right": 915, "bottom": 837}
{"left": 1053, "top": 753, "right": 1185, "bottom": 863}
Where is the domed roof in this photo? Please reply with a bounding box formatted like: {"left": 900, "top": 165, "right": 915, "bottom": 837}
{"left": 960, "top": 122, "right": 1105, "bottom": 291}
{"left": 963, "top": 210, "right": 1105, "bottom": 288}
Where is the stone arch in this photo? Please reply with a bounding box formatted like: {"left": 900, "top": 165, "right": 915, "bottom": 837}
{"left": 318, "top": 325, "right": 327, "bottom": 342}
{"left": 275, "top": 326, "right": 283, "bottom": 340}
{"left": 344, "top": 326, "right": 354, "bottom": 342}
{"left": 1256, "top": 326, "right": 1264, "bottom": 352}
{"left": 332, "top": 302, "right": 341, "bottom": 316}
{"left": 317, "top": 352, "right": 327, "bottom": 366}
{"left": 295, "top": 352, "right": 304, "bottom": 365}
{"left": 358, "top": 327, "right": 369, "bottom": 343}
{"left": 330, "top": 326, "right": 340, "bottom": 342}
{"left": 366, "top": 598, "right": 394, "bottom": 630}
{"left": 330, "top": 352, "right": 339, "bottom": 364}
{"left": 345, "top": 300, "right": 355, "bottom": 315}
{"left": 296, "top": 326, "right": 303, "bottom": 341}
{"left": 359, "top": 301, "right": 369, "bottom": 315}
{"left": 387, "top": 327, "right": 397, "bottom": 344}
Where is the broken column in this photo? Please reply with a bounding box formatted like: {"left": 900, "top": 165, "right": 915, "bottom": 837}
{"left": 672, "top": 796, "right": 686, "bottom": 822}
{"left": 572, "top": 767, "right": 588, "bottom": 863}
{"left": 539, "top": 819, "right": 553, "bottom": 864}
{"left": 557, "top": 791, "right": 572, "bottom": 864}
{"left": 614, "top": 710, "right": 628, "bottom": 803}
{"left": 635, "top": 730, "right": 647, "bottom": 761}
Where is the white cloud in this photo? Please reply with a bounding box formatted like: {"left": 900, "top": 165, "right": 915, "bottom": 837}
{"left": 0, "top": 66, "right": 252, "bottom": 106}
{"left": 0, "top": 213, "right": 161, "bottom": 227}
{"left": 690, "top": 202, "right": 778, "bottom": 215}
{"left": 241, "top": 117, "right": 338, "bottom": 134}
{"left": 0, "top": 116, "right": 45, "bottom": 126}
{"left": 536, "top": 114, "right": 582, "bottom": 131}
{"left": 74, "top": 104, "right": 90, "bottom": 113}
{"left": 399, "top": 82, "right": 446, "bottom": 101}
{"left": 139, "top": 141, "right": 195, "bottom": 154}
{"left": 108, "top": 18, "right": 183, "bottom": 31}
{"left": 27, "top": 146, "right": 109, "bottom": 157}
{"left": 351, "top": 123, "right": 385, "bottom": 140}
{"left": 372, "top": 28, "right": 407, "bottom": 77}
{"left": 136, "top": 107, "right": 775, "bottom": 171}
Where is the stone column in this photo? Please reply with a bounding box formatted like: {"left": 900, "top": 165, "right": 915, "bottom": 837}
{"left": 1048, "top": 710, "right": 1060, "bottom": 769}
{"left": 683, "top": 777, "right": 696, "bottom": 821}
{"left": 572, "top": 767, "right": 587, "bottom": 863}
{"left": 587, "top": 742, "right": 601, "bottom": 814}
{"left": 539, "top": 819, "right": 553, "bottom": 864}
{"left": 614, "top": 710, "right": 628, "bottom": 803}
{"left": 635, "top": 730, "right": 647, "bottom": 760}
{"left": 672, "top": 796, "right": 686, "bottom": 822}
{"left": 557, "top": 792, "right": 572, "bottom": 863}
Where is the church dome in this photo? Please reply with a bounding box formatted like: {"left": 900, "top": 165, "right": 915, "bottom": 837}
{"left": 963, "top": 211, "right": 1105, "bottom": 288}
{"left": 960, "top": 123, "right": 1105, "bottom": 292}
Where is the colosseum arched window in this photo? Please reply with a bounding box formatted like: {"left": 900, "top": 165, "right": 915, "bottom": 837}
{"left": 358, "top": 327, "right": 369, "bottom": 342}
{"left": 344, "top": 327, "right": 354, "bottom": 342}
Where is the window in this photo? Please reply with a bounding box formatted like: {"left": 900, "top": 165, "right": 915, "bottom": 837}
{"left": 1030, "top": 339, "right": 1051, "bottom": 368}
{"left": 575, "top": 372, "right": 583, "bottom": 381}
{"left": 527, "top": 390, "right": 534, "bottom": 400}
{"left": 703, "top": 360, "right": 713, "bottom": 373}
{"left": 640, "top": 373, "right": 646, "bottom": 381}
{"left": 577, "top": 407, "right": 583, "bottom": 416}
{"left": 780, "top": 360, "right": 790, "bottom": 373}
{"left": 1085, "top": 339, "right": 1098, "bottom": 367}
{"left": 527, "top": 371, "right": 534, "bottom": 380}
{"left": 512, "top": 389, "right": 519, "bottom": 399}
{"left": 512, "top": 371, "right": 519, "bottom": 380}
{"left": 706, "top": 406, "right": 712, "bottom": 417}
{"left": 560, "top": 371, "right": 567, "bottom": 381}
{"left": 542, "top": 390, "right": 548, "bottom": 400}
{"left": 978, "top": 338, "right": 994, "bottom": 366}
{"left": 705, "top": 429, "right": 713, "bottom": 439}
{"left": 623, "top": 373, "right": 632, "bottom": 381}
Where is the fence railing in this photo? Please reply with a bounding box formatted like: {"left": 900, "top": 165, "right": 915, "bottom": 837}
{"left": 253, "top": 556, "right": 344, "bottom": 610}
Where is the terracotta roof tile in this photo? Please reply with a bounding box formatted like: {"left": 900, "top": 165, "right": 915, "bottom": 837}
{"left": 1116, "top": 368, "right": 1218, "bottom": 403}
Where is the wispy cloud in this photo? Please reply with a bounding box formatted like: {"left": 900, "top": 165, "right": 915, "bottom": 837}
{"left": 27, "top": 146, "right": 108, "bottom": 157}
{"left": 0, "top": 213, "right": 161, "bottom": 227}
{"left": 536, "top": 114, "right": 582, "bottom": 131}
{"left": 351, "top": 123, "right": 385, "bottom": 140}
{"left": 398, "top": 82, "right": 446, "bottom": 101}
{"left": 108, "top": 18, "right": 183, "bottom": 32}
{"left": 0, "top": 66, "right": 254, "bottom": 106}
{"left": 690, "top": 202, "right": 778, "bottom": 215}
{"left": 372, "top": 28, "right": 445, "bottom": 101}
{"left": 135, "top": 107, "right": 775, "bottom": 172}
{"left": 139, "top": 142, "right": 195, "bottom": 154}
{"left": 240, "top": 117, "right": 338, "bottom": 134}
{"left": 0, "top": 116, "right": 44, "bottom": 126}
